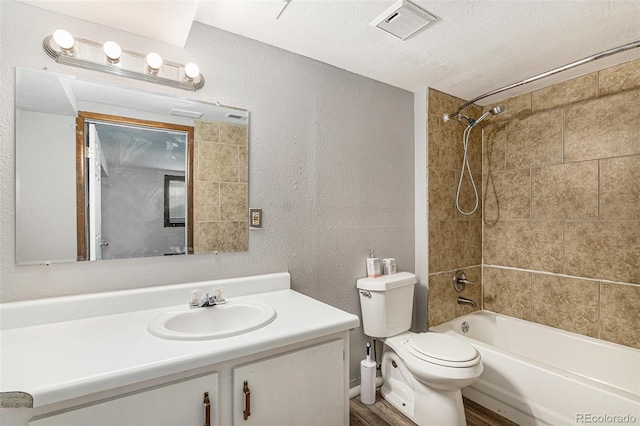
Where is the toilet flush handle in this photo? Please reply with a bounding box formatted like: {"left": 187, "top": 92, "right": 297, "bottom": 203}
{"left": 360, "top": 290, "right": 372, "bottom": 298}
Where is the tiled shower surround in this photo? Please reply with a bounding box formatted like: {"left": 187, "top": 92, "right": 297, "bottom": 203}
{"left": 193, "top": 120, "right": 249, "bottom": 253}
{"left": 428, "top": 58, "right": 640, "bottom": 349}
{"left": 427, "top": 90, "right": 484, "bottom": 327}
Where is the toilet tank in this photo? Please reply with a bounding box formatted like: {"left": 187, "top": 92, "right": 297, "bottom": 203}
{"left": 357, "top": 272, "right": 416, "bottom": 338}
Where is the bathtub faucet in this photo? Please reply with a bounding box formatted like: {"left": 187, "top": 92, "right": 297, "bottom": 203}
{"left": 457, "top": 297, "right": 477, "bottom": 308}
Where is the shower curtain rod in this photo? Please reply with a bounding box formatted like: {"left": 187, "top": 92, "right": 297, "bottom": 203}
{"left": 443, "top": 39, "right": 640, "bottom": 121}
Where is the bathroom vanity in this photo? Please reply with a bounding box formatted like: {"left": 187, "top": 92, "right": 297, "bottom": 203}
{"left": 0, "top": 273, "right": 359, "bottom": 425}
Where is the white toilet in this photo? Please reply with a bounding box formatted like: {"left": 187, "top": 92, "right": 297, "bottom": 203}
{"left": 357, "top": 272, "right": 482, "bottom": 426}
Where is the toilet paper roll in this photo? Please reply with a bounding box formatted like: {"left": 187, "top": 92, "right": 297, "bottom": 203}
{"left": 360, "top": 358, "right": 376, "bottom": 405}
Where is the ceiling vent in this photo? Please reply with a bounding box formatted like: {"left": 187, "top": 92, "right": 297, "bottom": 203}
{"left": 171, "top": 108, "right": 203, "bottom": 119}
{"left": 371, "top": 0, "right": 438, "bottom": 40}
{"left": 226, "top": 113, "right": 246, "bottom": 120}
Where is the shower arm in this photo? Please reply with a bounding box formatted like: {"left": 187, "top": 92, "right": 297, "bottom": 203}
{"left": 443, "top": 39, "right": 640, "bottom": 121}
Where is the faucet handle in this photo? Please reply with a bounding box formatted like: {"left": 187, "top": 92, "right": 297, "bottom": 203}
{"left": 214, "top": 287, "right": 226, "bottom": 304}
{"left": 189, "top": 289, "right": 202, "bottom": 308}
{"left": 453, "top": 271, "right": 474, "bottom": 293}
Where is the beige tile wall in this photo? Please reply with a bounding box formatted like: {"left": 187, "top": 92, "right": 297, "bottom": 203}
{"left": 482, "top": 57, "right": 640, "bottom": 349}
{"left": 427, "top": 89, "right": 483, "bottom": 326}
{"left": 429, "top": 266, "right": 482, "bottom": 327}
{"left": 193, "top": 120, "right": 249, "bottom": 253}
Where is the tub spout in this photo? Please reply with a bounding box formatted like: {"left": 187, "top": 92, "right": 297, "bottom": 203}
{"left": 457, "top": 297, "right": 477, "bottom": 308}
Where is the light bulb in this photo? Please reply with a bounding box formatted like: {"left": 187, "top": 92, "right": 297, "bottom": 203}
{"left": 184, "top": 63, "right": 200, "bottom": 80}
{"left": 53, "top": 29, "right": 75, "bottom": 53}
{"left": 103, "top": 41, "right": 121, "bottom": 63}
{"left": 146, "top": 52, "right": 163, "bottom": 74}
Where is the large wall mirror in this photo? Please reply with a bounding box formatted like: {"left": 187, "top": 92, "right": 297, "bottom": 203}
{"left": 15, "top": 67, "right": 249, "bottom": 265}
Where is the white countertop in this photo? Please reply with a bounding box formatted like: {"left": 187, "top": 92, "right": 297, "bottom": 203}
{"left": 0, "top": 274, "right": 360, "bottom": 408}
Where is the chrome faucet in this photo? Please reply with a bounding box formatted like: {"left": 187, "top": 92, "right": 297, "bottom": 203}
{"left": 189, "top": 288, "right": 226, "bottom": 309}
{"left": 457, "top": 297, "right": 477, "bottom": 308}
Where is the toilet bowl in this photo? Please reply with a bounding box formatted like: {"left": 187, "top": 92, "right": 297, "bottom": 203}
{"left": 357, "top": 272, "right": 483, "bottom": 426}
{"left": 381, "top": 331, "right": 483, "bottom": 425}
{"left": 387, "top": 331, "right": 482, "bottom": 389}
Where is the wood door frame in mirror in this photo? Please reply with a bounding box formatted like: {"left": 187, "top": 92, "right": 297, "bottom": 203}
{"left": 75, "top": 111, "right": 194, "bottom": 261}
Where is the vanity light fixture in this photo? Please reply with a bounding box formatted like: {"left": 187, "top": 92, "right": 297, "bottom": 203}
{"left": 103, "top": 41, "right": 122, "bottom": 64}
{"left": 146, "top": 52, "right": 163, "bottom": 75}
{"left": 52, "top": 29, "right": 75, "bottom": 55}
{"left": 43, "top": 29, "right": 205, "bottom": 91}
{"left": 184, "top": 63, "right": 200, "bottom": 81}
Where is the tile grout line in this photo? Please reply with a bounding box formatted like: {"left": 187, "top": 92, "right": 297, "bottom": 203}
{"left": 530, "top": 271, "right": 534, "bottom": 321}
{"left": 504, "top": 119, "right": 510, "bottom": 269}
{"left": 561, "top": 106, "right": 565, "bottom": 165}
{"left": 481, "top": 123, "right": 485, "bottom": 310}
{"left": 597, "top": 159, "right": 601, "bottom": 221}
{"left": 481, "top": 264, "right": 638, "bottom": 287}
{"left": 562, "top": 220, "right": 566, "bottom": 277}
{"left": 529, "top": 167, "right": 533, "bottom": 220}
{"left": 597, "top": 281, "right": 601, "bottom": 340}
{"left": 561, "top": 107, "right": 566, "bottom": 275}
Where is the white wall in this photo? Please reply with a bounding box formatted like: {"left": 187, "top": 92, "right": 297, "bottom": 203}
{"left": 15, "top": 110, "right": 77, "bottom": 264}
{"left": 0, "top": 1, "right": 415, "bottom": 382}
{"left": 413, "top": 88, "right": 428, "bottom": 332}
{"left": 101, "top": 167, "right": 186, "bottom": 259}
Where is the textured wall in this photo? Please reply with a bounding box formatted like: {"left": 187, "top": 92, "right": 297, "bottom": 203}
{"left": 0, "top": 1, "right": 415, "bottom": 382}
{"left": 426, "top": 89, "right": 483, "bottom": 327}
{"left": 482, "top": 58, "right": 640, "bottom": 349}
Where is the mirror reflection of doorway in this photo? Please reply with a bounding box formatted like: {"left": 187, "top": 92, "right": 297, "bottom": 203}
{"left": 76, "top": 112, "right": 194, "bottom": 260}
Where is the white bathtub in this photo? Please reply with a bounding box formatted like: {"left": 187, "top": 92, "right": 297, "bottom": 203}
{"left": 431, "top": 311, "right": 640, "bottom": 426}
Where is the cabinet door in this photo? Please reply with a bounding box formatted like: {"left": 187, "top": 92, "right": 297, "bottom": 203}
{"left": 233, "top": 339, "right": 345, "bottom": 426}
{"left": 30, "top": 372, "right": 218, "bottom": 426}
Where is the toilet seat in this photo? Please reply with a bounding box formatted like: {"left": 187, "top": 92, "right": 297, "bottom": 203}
{"left": 405, "top": 333, "right": 480, "bottom": 368}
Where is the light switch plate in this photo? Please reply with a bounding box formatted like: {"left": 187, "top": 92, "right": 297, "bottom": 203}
{"left": 249, "top": 208, "right": 262, "bottom": 229}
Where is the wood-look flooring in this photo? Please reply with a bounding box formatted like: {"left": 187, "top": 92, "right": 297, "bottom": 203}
{"left": 350, "top": 391, "right": 518, "bottom": 426}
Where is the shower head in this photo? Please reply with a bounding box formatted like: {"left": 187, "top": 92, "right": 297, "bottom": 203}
{"left": 472, "top": 105, "right": 505, "bottom": 127}
{"left": 490, "top": 105, "right": 505, "bottom": 115}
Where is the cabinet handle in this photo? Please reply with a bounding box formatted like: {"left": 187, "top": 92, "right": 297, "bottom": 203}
{"left": 203, "top": 392, "right": 211, "bottom": 426}
{"left": 243, "top": 380, "right": 251, "bottom": 421}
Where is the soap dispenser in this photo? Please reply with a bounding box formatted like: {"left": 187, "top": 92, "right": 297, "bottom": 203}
{"left": 366, "top": 249, "right": 381, "bottom": 278}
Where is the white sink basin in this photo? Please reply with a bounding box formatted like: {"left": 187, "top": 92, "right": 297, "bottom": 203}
{"left": 148, "top": 300, "right": 277, "bottom": 340}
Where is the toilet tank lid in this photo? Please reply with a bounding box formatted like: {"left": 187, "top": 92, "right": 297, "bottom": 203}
{"left": 356, "top": 272, "right": 417, "bottom": 291}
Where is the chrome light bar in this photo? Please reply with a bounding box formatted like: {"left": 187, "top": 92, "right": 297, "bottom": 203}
{"left": 43, "top": 31, "right": 205, "bottom": 91}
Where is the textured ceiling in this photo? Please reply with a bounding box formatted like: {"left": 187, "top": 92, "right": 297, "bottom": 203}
{"left": 19, "top": 0, "right": 640, "bottom": 104}
{"left": 20, "top": 0, "right": 199, "bottom": 47}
